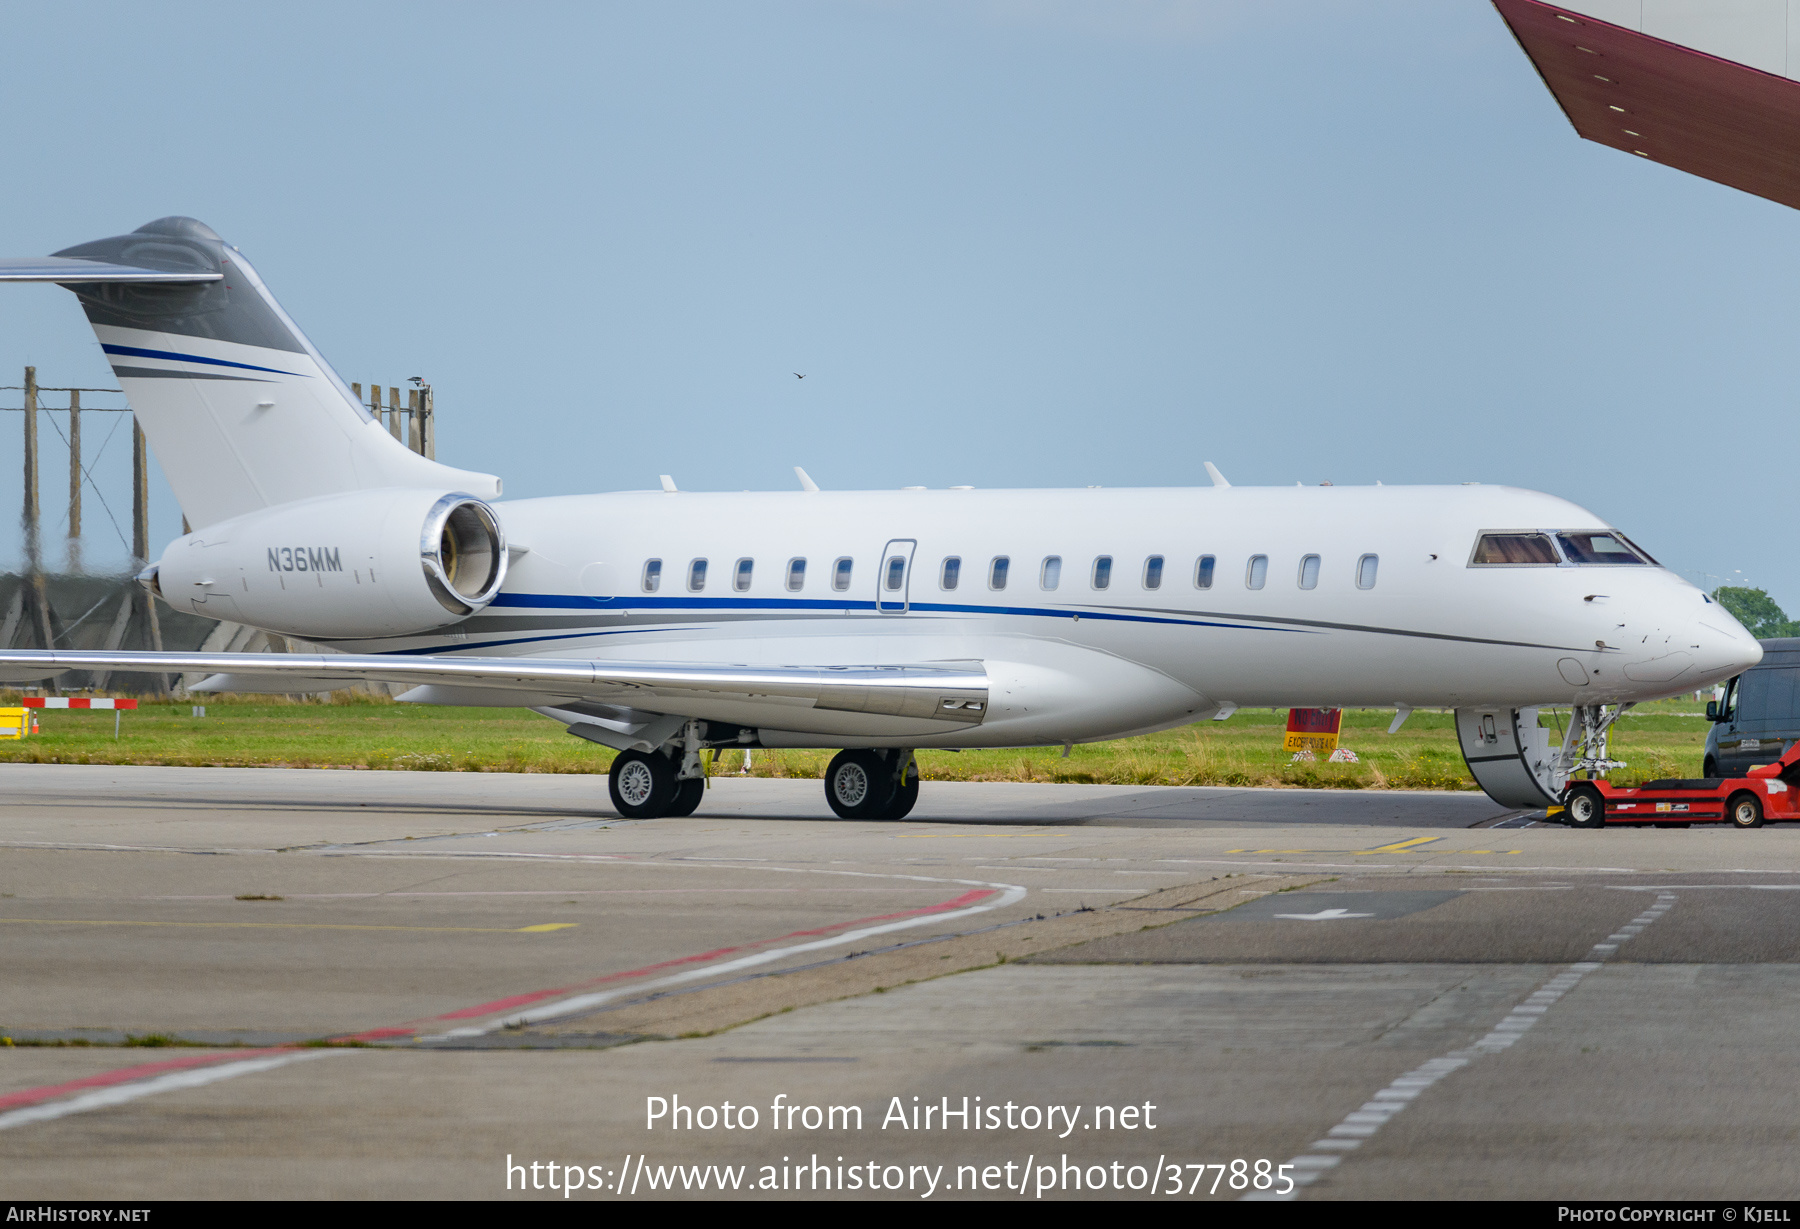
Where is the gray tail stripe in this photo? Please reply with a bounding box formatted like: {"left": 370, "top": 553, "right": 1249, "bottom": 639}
{"left": 108, "top": 364, "right": 272, "bottom": 383}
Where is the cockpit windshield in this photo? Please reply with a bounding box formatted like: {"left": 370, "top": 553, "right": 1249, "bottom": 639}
{"left": 1556, "top": 532, "right": 1651, "bottom": 565}
{"left": 1470, "top": 530, "right": 1657, "bottom": 567}
{"left": 1470, "top": 533, "right": 1558, "bottom": 565}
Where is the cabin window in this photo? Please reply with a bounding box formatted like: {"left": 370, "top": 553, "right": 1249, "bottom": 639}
{"left": 1246, "top": 555, "right": 1267, "bottom": 590}
{"left": 787, "top": 558, "right": 806, "bottom": 591}
{"left": 989, "top": 556, "right": 1010, "bottom": 590}
{"left": 642, "top": 559, "right": 662, "bottom": 593}
{"left": 1194, "top": 555, "right": 1215, "bottom": 589}
{"left": 688, "top": 558, "right": 708, "bottom": 591}
{"left": 1298, "top": 554, "right": 1320, "bottom": 590}
{"left": 733, "top": 558, "right": 754, "bottom": 592}
{"left": 1470, "top": 533, "right": 1558, "bottom": 566}
{"left": 885, "top": 556, "right": 906, "bottom": 591}
{"left": 1040, "top": 556, "right": 1062, "bottom": 590}
{"left": 1091, "top": 555, "right": 1112, "bottom": 590}
{"left": 1556, "top": 531, "right": 1651, "bottom": 565}
{"left": 832, "top": 557, "right": 853, "bottom": 591}
{"left": 1357, "top": 554, "right": 1378, "bottom": 589}
{"left": 1143, "top": 555, "right": 1163, "bottom": 590}
{"left": 941, "top": 556, "right": 961, "bottom": 590}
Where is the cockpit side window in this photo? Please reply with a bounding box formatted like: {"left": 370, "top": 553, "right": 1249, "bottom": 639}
{"left": 1470, "top": 533, "right": 1558, "bottom": 566}
{"left": 1557, "top": 531, "right": 1650, "bottom": 565}
{"left": 1618, "top": 534, "right": 1659, "bottom": 566}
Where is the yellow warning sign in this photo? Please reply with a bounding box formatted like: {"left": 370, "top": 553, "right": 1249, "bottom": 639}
{"left": 1283, "top": 707, "right": 1341, "bottom": 755}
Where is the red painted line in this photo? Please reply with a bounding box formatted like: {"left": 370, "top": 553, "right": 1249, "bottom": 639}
{"left": 0, "top": 1047, "right": 288, "bottom": 1114}
{"left": 333, "top": 886, "right": 998, "bottom": 1041}
{"left": 0, "top": 886, "right": 1004, "bottom": 1109}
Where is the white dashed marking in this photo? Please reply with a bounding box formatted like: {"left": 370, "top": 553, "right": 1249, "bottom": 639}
{"left": 1248, "top": 892, "right": 1679, "bottom": 1200}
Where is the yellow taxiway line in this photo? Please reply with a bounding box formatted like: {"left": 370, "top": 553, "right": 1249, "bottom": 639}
{"left": 0, "top": 919, "right": 578, "bottom": 934}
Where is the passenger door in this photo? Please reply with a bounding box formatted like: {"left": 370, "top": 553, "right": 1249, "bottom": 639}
{"left": 876, "top": 539, "right": 916, "bottom": 613}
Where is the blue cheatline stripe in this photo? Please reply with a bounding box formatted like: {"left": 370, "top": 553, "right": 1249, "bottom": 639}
{"left": 482, "top": 592, "right": 1310, "bottom": 634}
{"left": 101, "top": 343, "right": 306, "bottom": 378}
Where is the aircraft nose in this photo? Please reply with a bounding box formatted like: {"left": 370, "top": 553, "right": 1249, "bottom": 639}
{"left": 1691, "top": 612, "right": 1762, "bottom": 685}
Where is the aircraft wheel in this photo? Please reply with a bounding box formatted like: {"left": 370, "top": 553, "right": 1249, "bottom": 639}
{"left": 666, "top": 776, "right": 705, "bottom": 818}
{"left": 609, "top": 750, "right": 679, "bottom": 819}
{"left": 824, "top": 750, "right": 897, "bottom": 819}
{"left": 1729, "top": 791, "right": 1765, "bottom": 829}
{"left": 877, "top": 774, "right": 919, "bottom": 821}
{"left": 1563, "top": 784, "right": 1607, "bottom": 829}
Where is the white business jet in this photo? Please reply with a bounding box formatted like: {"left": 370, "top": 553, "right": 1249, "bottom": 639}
{"left": 0, "top": 218, "right": 1762, "bottom": 819}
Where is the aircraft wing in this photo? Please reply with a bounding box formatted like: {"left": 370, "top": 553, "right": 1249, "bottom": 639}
{"left": 0, "top": 650, "right": 990, "bottom": 726}
{"left": 0, "top": 257, "right": 222, "bottom": 283}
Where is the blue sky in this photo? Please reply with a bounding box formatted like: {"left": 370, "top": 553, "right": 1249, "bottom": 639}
{"left": 1, "top": 1, "right": 1794, "bottom": 608}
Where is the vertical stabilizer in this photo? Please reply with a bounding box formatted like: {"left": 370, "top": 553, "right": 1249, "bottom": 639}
{"left": 43, "top": 217, "right": 500, "bottom": 530}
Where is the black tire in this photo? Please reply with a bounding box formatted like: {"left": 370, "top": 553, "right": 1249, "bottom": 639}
{"left": 824, "top": 750, "right": 898, "bottom": 819}
{"left": 1728, "top": 791, "right": 1764, "bottom": 829}
{"left": 876, "top": 774, "right": 919, "bottom": 821}
{"left": 1703, "top": 757, "right": 1719, "bottom": 779}
{"left": 665, "top": 776, "right": 705, "bottom": 818}
{"left": 608, "top": 749, "right": 679, "bottom": 819}
{"left": 1563, "top": 784, "right": 1607, "bottom": 829}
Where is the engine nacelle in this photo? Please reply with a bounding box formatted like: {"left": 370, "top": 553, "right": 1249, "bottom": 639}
{"left": 150, "top": 488, "right": 507, "bottom": 639}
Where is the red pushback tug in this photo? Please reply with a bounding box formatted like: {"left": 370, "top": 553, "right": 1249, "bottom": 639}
{"left": 1560, "top": 738, "right": 1800, "bottom": 830}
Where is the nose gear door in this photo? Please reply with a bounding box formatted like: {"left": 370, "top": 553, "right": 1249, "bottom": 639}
{"left": 876, "top": 539, "right": 916, "bottom": 613}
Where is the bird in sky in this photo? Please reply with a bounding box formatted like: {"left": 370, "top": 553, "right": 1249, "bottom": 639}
{"left": 794, "top": 372, "right": 806, "bottom": 379}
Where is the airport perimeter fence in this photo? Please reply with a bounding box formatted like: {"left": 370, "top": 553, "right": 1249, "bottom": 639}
{"left": 0, "top": 366, "right": 431, "bottom": 697}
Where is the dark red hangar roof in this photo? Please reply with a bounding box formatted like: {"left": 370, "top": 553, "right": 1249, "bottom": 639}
{"left": 1494, "top": 0, "right": 1800, "bottom": 210}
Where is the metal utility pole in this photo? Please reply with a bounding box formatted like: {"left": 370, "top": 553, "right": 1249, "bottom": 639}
{"left": 421, "top": 382, "right": 435, "bottom": 459}
{"left": 21, "top": 366, "right": 38, "bottom": 561}
{"left": 129, "top": 415, "right": 167, "bottom": 693}
{"left": 131, "top": 416, "right": 148, "bottom": 564}
{"left": 20, "top": 367, "right": 56, "bottom": 661}
{"left": 67, "top": 388, "right": 81, "bottom": 573}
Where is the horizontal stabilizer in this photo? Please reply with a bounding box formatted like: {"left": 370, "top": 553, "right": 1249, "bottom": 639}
{"left": 0, "top": 257, "right": 222, "bottom": 284}
{"left": 0, "top": 650, "right": 991, "bottom": 726}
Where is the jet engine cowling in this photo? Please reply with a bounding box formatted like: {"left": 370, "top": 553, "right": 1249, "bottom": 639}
{"left": 149, "top": 488, "right": 507, "bottom": 639}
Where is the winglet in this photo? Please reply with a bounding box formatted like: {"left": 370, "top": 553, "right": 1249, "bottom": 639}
{"left": 1204, "top": 462, "right": 1230, "bottom": 488}
{"left": 794, "top": 466, "right": 820, "bottom": 492}
{"left": 659, "top": 475, "right": 678, "bottom": 493}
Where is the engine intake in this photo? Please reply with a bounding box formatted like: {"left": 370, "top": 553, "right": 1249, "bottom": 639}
{"left": 422, "top": 494, "right": 505, "bottom": 616}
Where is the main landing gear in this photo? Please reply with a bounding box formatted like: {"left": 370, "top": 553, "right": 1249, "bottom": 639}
{"left": 608, "top": 748, "right": 704, "bottom": 819}
{"left": 824, "top": 749, "right": 919, "bottom": 820}
{"left": 601, "top": 719, "right": 921, "bottom": 822}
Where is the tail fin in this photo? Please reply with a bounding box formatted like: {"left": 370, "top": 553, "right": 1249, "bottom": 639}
{"left": 4, "top": 217, "right": 500, "bottom": 530}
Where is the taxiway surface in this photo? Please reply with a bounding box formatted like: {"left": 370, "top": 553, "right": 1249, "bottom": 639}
{"left": 2, "top": 766, "right": 1795, "bottom": 1200}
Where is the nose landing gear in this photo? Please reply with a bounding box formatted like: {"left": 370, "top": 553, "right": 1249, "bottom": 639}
{"left": 1456, "top": 703, "right": 1634, "bottom": 812}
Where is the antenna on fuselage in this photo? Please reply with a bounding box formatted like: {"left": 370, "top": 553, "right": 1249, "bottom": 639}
{"left": 794, "top": 466, "right": 820, "bottom": 492}
{"left": 1204, "top": 462, "right": 1230, "bottom": 488}
{"left": 660, "top": 475, "right": 678, "bottom": 493}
